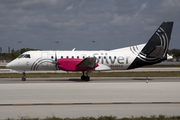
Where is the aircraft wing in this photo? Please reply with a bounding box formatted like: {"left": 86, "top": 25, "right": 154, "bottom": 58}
{"left": 57, "top": 57, "right": 98, "bottom": 71}
{"left": 76, "top": 57, "right": 97, "bottom": 68}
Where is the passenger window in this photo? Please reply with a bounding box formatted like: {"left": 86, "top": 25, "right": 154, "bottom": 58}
{"left": 66, "top": 56, "right": 69, "bottom": 58}
{"left": 77, "top": 56, "right": 79, "bottom": 59}
{"left": 83, "top": 56, "right": 85, "bottom": 59}
{"left": 109, "top": 56, "right": 111, "bottom": 59}
{"left": 61, "top": 56, "right": 63, "bottom": 58}
{"left": 72, "top": 56, "right": 74, "bottom": 58}
{"left": 51, "top": 56, "right": 54, "bottom": 59}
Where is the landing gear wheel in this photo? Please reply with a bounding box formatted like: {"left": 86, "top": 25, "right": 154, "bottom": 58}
{"left": 85, "top": 76, "right": 90, "bottom": 81}
{"left": 81, "top": 75, "right": 85, "bottom": 80}
{"left": 81, "top": 71, "right": 90, "bottom": 81}
{"left": 22, "top": 77, "right": 26, "bottom": 81}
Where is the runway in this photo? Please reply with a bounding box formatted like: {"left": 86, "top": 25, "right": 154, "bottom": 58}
{"left": 1, "top": 67, "right": 180, "bottom": 73}
{"left": 1, "top": 77, "right": 180, "bottom": 84}
{"left": 0, "top": 77, "right": 180, "bottom": 119}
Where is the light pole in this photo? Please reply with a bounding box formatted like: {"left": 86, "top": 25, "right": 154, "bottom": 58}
{"left": 92, "top": 41, "right": 95, "bottom": 50}
{"left": 18, "top": 41, "right": 22, "bottom": 55}
{"left": 55, "top": 41, "right": 59, "bottom": 50}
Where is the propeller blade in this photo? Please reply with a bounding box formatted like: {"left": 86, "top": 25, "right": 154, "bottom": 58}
{"left": 55, "top": 52, "right": 59, "bottom": 70}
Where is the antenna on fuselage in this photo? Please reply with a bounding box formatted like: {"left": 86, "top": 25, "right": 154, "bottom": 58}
{"left": 72, "top": 48, "right": 76, "bottom": 51}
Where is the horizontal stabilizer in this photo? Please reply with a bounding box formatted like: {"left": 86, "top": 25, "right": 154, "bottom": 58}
{"left": 147, "top": 46, "right": 165, "bottom": 58}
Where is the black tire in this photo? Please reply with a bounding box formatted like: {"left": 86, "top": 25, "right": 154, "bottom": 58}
{"left": 85, "top": 76, "right": 90, "bottom": 81}
{"left": 22, "top": 77, "right": 26, "bottom": 81}
{"left": 81, "top": 75, "right": 85, "bottom": 80}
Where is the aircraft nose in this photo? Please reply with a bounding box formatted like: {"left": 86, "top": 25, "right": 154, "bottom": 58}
{"left": 6, "top": 62, "right": 11, "bottom": 69}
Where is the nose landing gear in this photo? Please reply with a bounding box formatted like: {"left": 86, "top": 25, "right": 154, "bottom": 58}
{"left": 22, "top": 72, "right": 26, "bottom": 81}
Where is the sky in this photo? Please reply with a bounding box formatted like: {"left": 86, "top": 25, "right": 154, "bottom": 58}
{"left": 0, "top": 0, "right": 180, "bottom": 53}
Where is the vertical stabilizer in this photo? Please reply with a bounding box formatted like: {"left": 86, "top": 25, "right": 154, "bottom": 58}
{"left": 141, "top": 22, "right": 173, "bottom": 58}
{"left": 128, "top": 22, "right": 174, "bottom": 69}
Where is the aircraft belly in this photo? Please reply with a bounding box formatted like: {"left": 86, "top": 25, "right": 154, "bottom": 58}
{"left": 95, "top": 64, "right": 111, "bottom": 71}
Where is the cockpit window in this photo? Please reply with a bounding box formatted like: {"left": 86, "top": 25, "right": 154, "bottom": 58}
{"left": 24, "top": 54, "right": 31, "bottom": 58}
{"left": 18, "top": 54, "right": 31, "bottom": 59}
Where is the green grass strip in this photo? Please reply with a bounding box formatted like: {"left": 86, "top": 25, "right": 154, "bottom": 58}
{"left": 4, "top": 115, "right": 180, "bottom": 120}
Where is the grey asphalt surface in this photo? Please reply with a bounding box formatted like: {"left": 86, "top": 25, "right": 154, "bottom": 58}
{"left": 1, "top": 67, "right": 180, "bottom": 73}
{"left": 0, "top": 77, "right": 180, "bottom": 119}
{"left": 0, "top": 77, "right": 180, "bottom": 83}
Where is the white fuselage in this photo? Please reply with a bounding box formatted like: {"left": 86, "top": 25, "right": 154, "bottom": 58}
{"left": 6, "top": 44, "right": 145, "bottom": 72}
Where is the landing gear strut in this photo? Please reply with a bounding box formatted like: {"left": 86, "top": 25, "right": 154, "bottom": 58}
{"left": 22, "top": 72, "right": 26, "bottom": 81}
{"left": 81, "top": 71, "right": 90, "bottom": 81}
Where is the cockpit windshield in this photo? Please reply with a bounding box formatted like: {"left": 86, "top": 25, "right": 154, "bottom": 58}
{"left": 24, "top": 54, "right": 31, "bottom": 58}
{"left": 18, "top": 54, "right": 31, "bottom": 59}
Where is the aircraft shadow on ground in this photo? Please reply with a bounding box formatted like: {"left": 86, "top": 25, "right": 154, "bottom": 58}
{"left": 42, "top": 78, "right": 86, "bottom": 82}
{"left": 68, "top": 78, "right": 90, "bottom": 82}
{"left": 133, "top": 78, "right": 153, "bottom": 81}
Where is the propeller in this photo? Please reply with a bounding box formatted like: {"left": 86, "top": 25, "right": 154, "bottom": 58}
{"left": 54, "top": 52, "right": 59, "bottom": 70}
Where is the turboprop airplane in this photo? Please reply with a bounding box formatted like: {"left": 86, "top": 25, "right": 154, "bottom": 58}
{"left": 6, "top": 21, "right": 174, "bottom": 81}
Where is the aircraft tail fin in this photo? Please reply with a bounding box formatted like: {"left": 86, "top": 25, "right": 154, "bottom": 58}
{"left": 140, "top": 21, "right": 174, "bottom": 58}
{"left": 128, "top": 22, "right": 174, "bottom": 69}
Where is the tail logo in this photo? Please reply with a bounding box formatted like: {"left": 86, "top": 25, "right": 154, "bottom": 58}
{"left": 131, "top": 27, "right": 168, "bottom": 63}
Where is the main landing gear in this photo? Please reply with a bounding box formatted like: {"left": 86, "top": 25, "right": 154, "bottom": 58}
{"left": 81, "top": 71, "right": 90, "bottom": 81}
{"left": 22, "top": 72, "right": 26, "bottom": 81}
